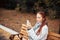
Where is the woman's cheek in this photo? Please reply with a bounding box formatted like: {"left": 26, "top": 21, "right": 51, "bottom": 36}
{"left": 36, "top": 18, "right": 40, "bottom": 22}
{"left": 38, "top": 18, "right": 43, "bottom": 22}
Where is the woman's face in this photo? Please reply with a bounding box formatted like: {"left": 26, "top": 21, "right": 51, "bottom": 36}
{"left": 36, "top": 13, "right": 44, "bottom": 23}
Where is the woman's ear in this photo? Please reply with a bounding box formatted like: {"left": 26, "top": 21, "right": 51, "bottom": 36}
{"left": 42, "top": 18, "right": 44, "bottom": 21}
{"left": 42, "top": 18, "right": 45, "bottom": 21}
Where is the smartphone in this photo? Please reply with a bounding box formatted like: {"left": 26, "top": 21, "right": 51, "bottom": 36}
{"left": 26, "top": 20, "right": 32, "bottom": 30}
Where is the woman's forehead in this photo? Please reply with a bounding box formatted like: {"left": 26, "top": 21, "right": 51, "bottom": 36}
{"left": 37, "top": 13, "right": 42, "bottom": 17}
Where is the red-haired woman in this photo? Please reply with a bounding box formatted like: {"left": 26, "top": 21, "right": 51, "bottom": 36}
{"left": 21, "top": 11, "right": 48, "bottom": 40}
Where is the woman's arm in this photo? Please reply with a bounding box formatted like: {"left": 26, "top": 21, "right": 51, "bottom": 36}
{"left": 28, "top": 28, "right": 38, "bottom": 40}
{"left": 28, "top": 25, "right": 48, "bottom": 40}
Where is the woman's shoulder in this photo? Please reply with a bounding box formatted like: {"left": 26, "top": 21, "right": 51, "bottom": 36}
{"left": 42, "top": 25, "right": 48, "bottom": 30}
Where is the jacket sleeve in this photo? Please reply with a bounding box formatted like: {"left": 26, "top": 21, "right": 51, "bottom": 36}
{"left": 28, "top": 25, "right": 48, "bottom": 40}
{"left": 28, "top": 28, "right": 38, "bottom": 40}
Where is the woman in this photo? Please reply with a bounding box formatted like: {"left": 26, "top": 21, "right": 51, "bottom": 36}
{"left": 20, "top": 11, "right": 48, "bottom": 40}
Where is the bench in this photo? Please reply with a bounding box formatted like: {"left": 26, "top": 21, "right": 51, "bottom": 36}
{"left": 47, "top": 32, "right": 60, "bottom": 40}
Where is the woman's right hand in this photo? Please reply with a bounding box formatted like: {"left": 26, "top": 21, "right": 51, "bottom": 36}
{"left": 27, "top": 24, "right": 32, "bottom": 30}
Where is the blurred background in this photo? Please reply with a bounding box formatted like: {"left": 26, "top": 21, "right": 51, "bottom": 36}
{"left": 0, "top": 0, "right": 60, "bottom": 40}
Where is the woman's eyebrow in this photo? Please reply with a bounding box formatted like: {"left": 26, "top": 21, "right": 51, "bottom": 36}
{"left": 37, "top": 17, "right": 40, "bottom": 18}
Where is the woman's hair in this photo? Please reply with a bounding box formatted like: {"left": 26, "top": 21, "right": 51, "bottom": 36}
{"left": 36, "top": 11, "right": 47, "bottom": 35}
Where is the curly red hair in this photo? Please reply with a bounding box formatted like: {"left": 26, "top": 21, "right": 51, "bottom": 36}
{"left": 36, "top": 11, "right": 46, "bottom": 35}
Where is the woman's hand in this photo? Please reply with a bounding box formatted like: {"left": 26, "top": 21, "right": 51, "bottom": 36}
{"left": 27, "top": 24, "right": 32, "bottom": 30}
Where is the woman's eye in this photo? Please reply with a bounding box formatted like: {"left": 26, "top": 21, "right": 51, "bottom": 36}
{"left": 37, "top": 17, "right": 40, "bottom": 18}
